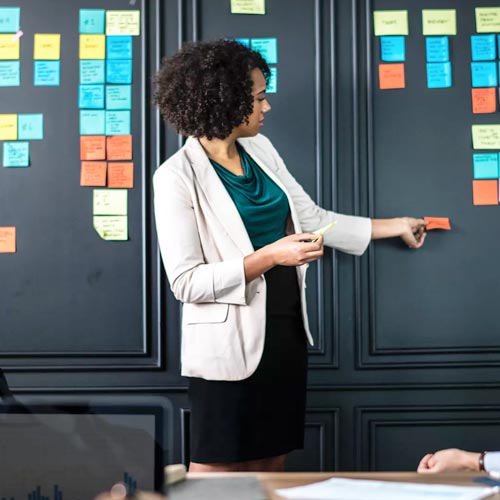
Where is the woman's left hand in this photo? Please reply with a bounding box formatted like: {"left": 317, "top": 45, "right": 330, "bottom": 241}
{"left": 400, "top": 217, "right": 427, "bottom": 249}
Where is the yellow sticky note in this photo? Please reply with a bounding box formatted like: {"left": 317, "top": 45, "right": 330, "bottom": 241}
{"left": 0, "top": 114, "right": 17, "bottom": 140}
{"left": 0, "top": 34, "right": 19, "bottom": 60}
{"left": 34, "top": 34, "right": 61, "bottom": 60}
{"left": 422, "top": 10, "right": 456, "bottom": 36}
{"left": 93, "top": 188, "right": 128, "bottom": 215}
{"left": 373, "top": 10, "right": 408, "bottom": 36}
{"left": 230, "top": 0, "right": 266, "bottom": 15}
{"left": 79, "top": 34, "right": 106, "bottom": 59}
{"left": 476, "top": 7, "right": 500, "bottom": 33}
{"left": 93, "top": 216, "right": 128, "bottom": 241}
{"left": 472, "top": 124, "right": 500, "bottom": 150}
{"left": 106, "top": 10, "right": 140, "bottom": 36}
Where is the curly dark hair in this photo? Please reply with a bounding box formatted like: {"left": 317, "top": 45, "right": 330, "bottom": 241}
{"left": 152, "top": 39, "right": 270, "bottom": 140}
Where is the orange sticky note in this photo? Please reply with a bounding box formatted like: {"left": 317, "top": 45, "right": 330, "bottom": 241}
{"left": 424, "top": 217, "right": 451, "bottom": 230}
{"left": 379, "top": 63, "right": 405, "bottom": 90}
{"left": 80, "top": 136, "right": 106, "bottom": 160}
{"left": 472, "top": 88, "right": 496, "bottom": 114}
{"left": 108, "top": 162, "right": 133, "bottom": 188}
{"left": 0, "top": 226, "right": 16, "bottom": 253}
{"left": 473, "top": 180, "right": 498, "bottom": 205}
{"left": 81, "top": 161, "right": 107, "bottom": 187}
{"left": 107, "top": 135, "right": 132, "bottom": 160}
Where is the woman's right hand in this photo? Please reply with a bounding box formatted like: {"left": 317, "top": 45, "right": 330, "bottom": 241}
{"left": 268, "top": 233, "right": 324, "bottom": 267}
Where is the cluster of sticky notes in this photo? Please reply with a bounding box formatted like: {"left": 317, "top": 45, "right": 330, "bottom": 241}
{"left": 230, "top": 0, "right": 265, "bottom": 15}
{"left": 93, "top": 189, "right": 128, "bottom": 240}
{"left": 0, "top": 7, "right": 20, "bottom": 86}
{"left": 0, "top": 226, "right": 16, "bottom": 253}
{"left": 33, "top": 34, "right": 61, "bottom": 86}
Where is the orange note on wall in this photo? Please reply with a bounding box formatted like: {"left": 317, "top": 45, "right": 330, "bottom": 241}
{"left": 81, "top": 161, "right": 107, "bottom": 186}
{"left": 473, "top": 180, "right": 498, "bottom": 205}
{"left": 0, "top": 226, "right": 16, "bottom": 253}
{"left": 108, "top": 162, "right": 133, "bottom": 188}
{"left": 423, "top": 217, "right": 451, "bottom": 230}
{"left": 107, "top": 135, "right": 132, "bottom": 160}
{"left": 472, "top": 88, "right": 496, "bottom": 114}
{"left": 80, "top": 135, "right": 106, "bottom": 160}
{"left": 379, "top": 63, "right": 405, "bottom": 90}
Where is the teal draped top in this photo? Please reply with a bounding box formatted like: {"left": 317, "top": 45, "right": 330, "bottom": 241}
{"left": 210, "top": 143, "right": 290, "bottom": 249}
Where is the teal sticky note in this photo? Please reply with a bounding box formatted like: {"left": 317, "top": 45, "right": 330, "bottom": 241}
{"left": 380, "top": 36, "right": 405, "bottom": 62}
{"left": 79, "top": 84, "right": 105, "bottom": 109}
{"left": 79, "top": 9, "right": 105, "bottom": 34}
{"left": 426, "top": 62, "right": 452, "bottom": 88}
{"left": 235, "top": 38, "right": 250, "bottom": 47}
{"left": 471, "top": 62, "right": 497, "bottom": 87}
{"left": 267, "top": 67, "right": 277, "bottom": 93}
{"left": 251, "top": 38, "right": 278, "bottom": 64}
{"left": 80, "top": 110, "right": 105, "bottom": 135}
{"left": 473, "top": 153, "right": 499, "bottom": 179}
{"left": 106, "top": 110, "right": 131, "bottom": 135}
{"left": 3, "top": 142, "right": 29, "bottom": 167}
{"left": 106, "top": 59, "right": 132, "bottom": 84}
{"left": 80, "top": 60, "right": 105, "bottom": 84}
{"left": 18, "top": 114, "right": 43, "bottom": 140}
{"left": 34, "top": 61, "right": 60, "bottom": 86}
{"left": 0, "top": 7, "right": 20, "bottom": 33}
{"left": 471, "top": 35, "right": 496, "bottom": 61}
{"left": 106, "top": 36, "right": 132, "bottom": 59}
{"left": 0, "top": 61, "right": 20, "bottom": 86}
{"left": 426, "top": 37, "right": 449, "bottom": 62}
{"left": 106, "top": 85, "right": 132, "bottom": 110}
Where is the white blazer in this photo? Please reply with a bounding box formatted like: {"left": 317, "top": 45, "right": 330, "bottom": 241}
{"left": 153, "top": 134, "right": 371, "bottom": 381}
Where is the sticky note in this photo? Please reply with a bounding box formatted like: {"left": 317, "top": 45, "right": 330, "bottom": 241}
{"left": 93, "top": 216, "right": 128, "bottom": 240}
{"left": 422, "top": 10, "right": 456, "bottom": 36}
{"left": 378, "top": 63, "right": 405, "bottom": 89}
{"left": 80, "top": 110, "right": 105, "bottom": 135}
{"left": 107, "top": 36, "right": 132, "bottom": 59}
{"left": 106, "top": 85, "right": 132, "bottom": 110}
{"left": 472, "top": 125, "right": 500, "bottom": 149}
{"left": 426, "top": 37, "right": 449, "bottom": 62}
{"left": 93, "top": 188, "right": 128, "bottom": 215}
{"left": 473, "top": 179, "right": 498, "bottom": 205}
{"left": 380, "top": 36, "right": 405, "bottom": 62}
{"left": 470, "top": 62, "right": 497, "bottom": 88}
{"left": 79, "top": 34, "right": 105, "bottom": 59}
{"left": 106, "top": 110, "right": 130, "bottom": 136}
{"left": 80, "top": 60, "right": 105, "bottom": 84}
{"left": 231, "top": 0, "right": 265, "bottom": 15}
{"left": 423, "top": 217, "right": 451, "bottom": 230}
{"left": 473, "top": 153, "right": 499, "bottom": 179}
{"left": 108, "top": 162, "right": 133, "bottom": 188}
{"left": 0, "top": 8, "right": 20, "bottom": 33}
{"left": 0, "top": 34, "right": 19, "bottom": 59}
{"left": 106, "top": 10, "right": 140, "bottom": 36}
{"left": 426, "top": 62, "right": 452, "bottom": 88}
{"left": 80, "top": 135, "right": 106, "bottom": 160}
{"left": 476, "top": 7, "right": 500, "bottom": 33}
{"left": 107, "top": 135, "right": 132, "bottom": 160}
{"left": 79, "top": 9, "right": 105, "bottom": 34}
{"left": 106, "top": 59, "right": 132, "bottom": 84}
{"left": 267, "top": 67, "right": 277, "bottom": 93}
{"left": 251, "top": 38, "right": 277, "bottom": 64}
{"left": 373, "top": 10, "right": 408, "bottom": 36}
{"left": 0, "top": 61, "right": 19, "bottom": 86}
{"left": 81, "top": 161, "right": 107, "bottom": 186}
{"left": 471, "top": 35, "right": 496, "bottom": 62}
{"left": 0, "top": 114, "right": 17, "bottom": 140}
{"left": 3, "top": 141, "right": 29, "bottom": 167}
{"left": 472, "top": 88, "right": 496, "bottom": 114}
{"left": 0, "top": 227, "right": 16, "bottom": 253}
{"left": 235, "top": 38, "right": 250, "bottom": 47}
{"left": 79, "top": 84, "right": 105, "bottom": 109}
{"left": 34, "top": 61, "right": 60, "bottom": 86}
{"left": 34, "top": 34, "right": 61, "bottom": 60}
{"left": 18, "top": 114, "right": 43, "bottom": 140}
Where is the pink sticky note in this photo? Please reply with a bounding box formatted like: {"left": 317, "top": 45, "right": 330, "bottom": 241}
{"left": 11, "top": 30, "right": 23, "bottom": 41}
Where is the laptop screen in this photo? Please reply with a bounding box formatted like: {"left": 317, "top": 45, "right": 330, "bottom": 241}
{"left": 0, "top": 403, "right": 166, "bottom": 499}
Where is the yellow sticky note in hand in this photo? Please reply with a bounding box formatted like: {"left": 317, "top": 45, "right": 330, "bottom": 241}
{"left": 34, "top": 34, "right": 61, "bottom": 60}
{"left": 312, "top": 221, "right": 337, "bottom": 242}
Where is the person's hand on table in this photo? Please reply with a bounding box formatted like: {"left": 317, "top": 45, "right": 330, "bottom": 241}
{"left": 417, "top": 448, "right": 481, "bottom": 473}
{"left": 95, "top": 483, "right": 166, "bottom": 500}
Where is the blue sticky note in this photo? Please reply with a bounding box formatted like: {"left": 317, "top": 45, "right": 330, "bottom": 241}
{"left": 80, "top": 60, "right": 105, "bottom": 84}
{"left": 235, "top": 38, "right": 250, "bottom": 47}
{"left": 426, "top": 37, "right": 449, "bottom": 63}
{"left": 0, "top": 7, "right": 20, "bottom": 33}
{"left": 18, "top": 114, "right": 43, "bottom": 140}
{"left": 106, "top": 59, "right": 132, "bottom": 84}
{"left": 3, "top": 142, "right": 29, "bottom": 167}
{"left": 79, "top": 84, "right": 105, "bottom": 109}
{"left": 79, "top": 9, "right": 105, "bottom": 34}
{"left": 471, "top": 35, "right": 496, "bottom": 62}
{"left": 473, "top": 153, "right": 499, "bottom": 179}
{"left": 251, "top": 38, "right": 278, "bottom": 64}
{"left": 426, "top": 62, "right": 452, "bottom": 88}
{"left": 0, "top": 61, "right": 20, "bottom": 86}
{"left": 107, "top": 36, "right": 132, "bottom": 59}
{"left": 80, "top": 110, "right": 105, "bottom": 135}
{"left": 380, "top": 36, "right": 405, "bottom": 62}
{"left": 471, "top": 62, "right": 497, "bottom": 87}
{"left": 106, "top": 85, "right": 132, "bottom": 110}
{"left": 34, "top": 61, "right": 60, "bottom": 86}
{"left": 267, "top": 67, "right": 277, "bottom": 93}
{"left": 106, "top": 110, "right": 131, "bottom": 136}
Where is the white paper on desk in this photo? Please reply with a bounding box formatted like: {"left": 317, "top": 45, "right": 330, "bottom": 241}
{"left": 275, "top": 478, "right": 498, "bottom": 500}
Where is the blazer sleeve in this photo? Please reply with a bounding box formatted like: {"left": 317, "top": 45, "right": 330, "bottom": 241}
{"left": 153, "top": 164, "right": 247, "bottom": 305}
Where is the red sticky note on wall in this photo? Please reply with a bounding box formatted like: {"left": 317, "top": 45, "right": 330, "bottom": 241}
{"left": 108, "top": 162, "right": 134, "bottom": 188}
{"left": 107, "top": 135, "right": 132, "bottom": 161}
{"left": 0, "top": 226, "right": 16, "bottom": 253}
{"left": 472, "top": 88, "right": 496, "bottom": 114}
{"left": 379, "top": 63, "right": 405, "bottom": 90}
{"left": 472, "top": 180, "right": 498, "bottom": 205}
{"left": 80, "top": 136, "right": 106, "bottom": 161}
{"left": 424, "top": 217, "right": 451, "bottom": 230}
{"left": 81, "top": 161, "right": 107, "bottom": 186}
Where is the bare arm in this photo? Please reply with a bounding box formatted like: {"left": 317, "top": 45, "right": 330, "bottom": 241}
{"left": 371, "top": 217, "right": 427, "bottom": 249}
{"left": 417, "top": 448, "right": 480, "bottom": 473}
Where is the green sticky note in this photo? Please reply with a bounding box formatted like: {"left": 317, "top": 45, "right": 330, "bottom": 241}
{"left": 472, "top": 124, "right": 500, "bottom": 149}
{"left": 80, "top": 110, "right": 105, "bottom": 135}
{"left": 230, "top": 0, "right": 265, "bottom": 15}
{"left": 373, "top": 10, "right": 409, "bottom": 36}
{"left": 106, "top": 85, "right": 132, "bottom": 110}
{"left": 251, "top": 38, "right": 277, "bottom": 64}
{"left": 80, "top": 60, "right": 105, "bottom": 84}
{"left": 0, "top": 7, "right": 20, "bottom": 33}
{"left": 93, "top": 215, "right": 128, "bottom": 240}
{"left": 0, "top": 61, "right": 20, "bottom": 86}
{"left": 18, "top": 114, "right": 43, "bottom": 140}
{"left": 93, "top": 189, "right": 128, "bottom": 215}
{"left": 106, "top": 110, "right": 131, "bottom": 135}
{"left": 3, "top": 141, "right": 29, "bottom": 167}
{"left": 79, "top": 9, "right": 105, "bottom": 34}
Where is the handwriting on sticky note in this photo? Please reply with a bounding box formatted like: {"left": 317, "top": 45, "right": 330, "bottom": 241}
{"left": 81, "top": 136, "right": 106, "bottom": 160}
{"left": 18, "top": 114, "right": 44, "bottom": 140}
{"left": 422, "top": 9, "right": 456, "bottom": 36}
{"left": 81, "top": 161, "right": 107, "bottom": 186}
{"left": 93, "top": 188, "right": 128, "bottom": 215}
{"left": 424, "top": 217, "right": 451, "bottom": 230}
{"left": 0, "top": 34, "right": 19, "bottom": 60}
{"left": 0, "top": 7, "right": 20, "bottom": 33}
{"left": 476, "top": 7, "right": 500, "bottom": 33}
{"left": 3, "top": 141, "right": 29, "bottom": 167}
{"left": 472, "top": 124, "right": 500, "bottom": 149}
{"left": 379, "top": 63, "right": 405, "bottom": 89}
{"left": 107, "top": 135, "right": 132, "bottom": 160}
{"left": 0, "top": 61, "right": 19, "bottom": 86}
{"left": 0, "top": 226, "right": 15, "bottom": 253}
{"left": 108, "top": 162, "right": 133, "bottom": 188}
{"left": 93, "top": 216, "right": 128, "bottom": 240}
{"left": 34, "top": 34, "right": 61, "bottom": 60}
{"left": 472, "top": 88, "right": 496, "bottom": 114}
{"left": 79, "top": 34, "right": 106, "bottom": 59}
{"left": 230, "top": 0, "right": 265, "bottom": 15}
{"left": 0, "top": 114, "right": 17, "bottom": 140}
{"left": 373, "top": 10, "right": 408, "bottom": 36}
{"left": 106, "top": 10, "right": 140, "bottom": 36}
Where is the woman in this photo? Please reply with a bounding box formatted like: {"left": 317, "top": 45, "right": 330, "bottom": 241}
{"left": 152, "top": 40, "right": 427, "bottom": 472}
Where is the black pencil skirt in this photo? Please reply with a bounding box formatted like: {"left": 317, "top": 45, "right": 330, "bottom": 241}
{"left": 188, "top": 265, "right": 308, "bottom": 463}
